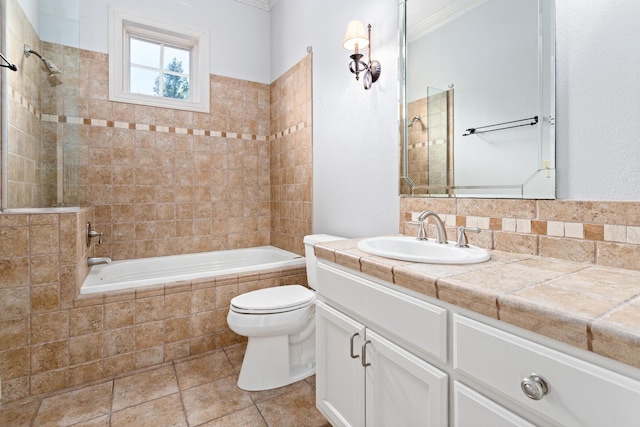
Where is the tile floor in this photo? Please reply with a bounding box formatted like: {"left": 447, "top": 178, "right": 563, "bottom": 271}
{"left": 0, "top": 343, "right": 330, "bottom": 427}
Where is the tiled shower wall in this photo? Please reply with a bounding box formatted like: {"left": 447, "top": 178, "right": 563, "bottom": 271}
{"left": 74, "top": 49, "right": 273, "bottom": 260}
{"left": 0, "top": 208, "right": 93, "bottom": 402}
{"left": 401, "top": 198, "right": 640, "bottom": 271}
{"left": 5, "top": 0, "right": 47, "bottom": 207}
{"left": 402, "top": 90, "right": 453, "bottom": 196}
{"left": 270, "top": 55, "right": 313, "bottom": 256}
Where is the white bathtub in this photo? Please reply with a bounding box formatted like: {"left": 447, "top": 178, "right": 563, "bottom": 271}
{"left": 81, "top": 246, "right": 305, "bottom": 294}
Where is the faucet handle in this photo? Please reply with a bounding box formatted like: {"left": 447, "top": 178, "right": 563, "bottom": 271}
{"left": 86, "top": 222, "right": 103, "bottom": 246}
{"left": 456, "top": 226, "right": 481, "bottom": 248}
{"left": 409, "top": 221, "right": 428, "bottom": 241}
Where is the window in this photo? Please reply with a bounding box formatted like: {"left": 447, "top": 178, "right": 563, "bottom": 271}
{"left": 109, "top": 8, "right": 210, "bottom": 113}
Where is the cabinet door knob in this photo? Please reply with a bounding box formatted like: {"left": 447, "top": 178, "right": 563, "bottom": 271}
{"left": 521, "top": 374, "right": 550, "bottom": 400}
{"left": 350, "top": 332, "right": 360, "bottom": 359}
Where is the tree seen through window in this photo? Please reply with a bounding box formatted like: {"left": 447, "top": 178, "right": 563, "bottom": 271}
{"left": 154, "top": 57, "right": 190, "bottom": 100}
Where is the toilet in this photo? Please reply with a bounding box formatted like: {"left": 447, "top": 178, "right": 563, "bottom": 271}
{"left": 227, "top": 234, "right": 343, "bottom": 391}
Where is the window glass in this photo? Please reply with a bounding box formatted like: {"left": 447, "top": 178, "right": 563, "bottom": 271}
{"left": 109, "top": 8, "right": 209, "bottom": 113}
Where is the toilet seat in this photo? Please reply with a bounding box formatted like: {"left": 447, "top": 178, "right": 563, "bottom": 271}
{"left": 230, "top": 285, "right": 315, "bottom": 314}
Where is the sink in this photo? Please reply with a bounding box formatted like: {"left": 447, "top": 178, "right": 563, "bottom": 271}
{"left": 357, "top": 236, "right": 490, "bottom": 264}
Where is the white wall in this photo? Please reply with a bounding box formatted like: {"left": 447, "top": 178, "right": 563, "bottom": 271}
{"left": 270, "top": 0, "right": 640, "bottom": 209}
{"left": 77, "top": 0, "right": 271, "bottom": 84}
{"left": 270, "top": 0, "right": 400, "bottom": 238}
{"left": 555, "top": 0, "right": 640, "bottom": 200}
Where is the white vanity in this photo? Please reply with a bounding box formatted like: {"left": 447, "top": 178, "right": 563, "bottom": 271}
{"left": 315, "top": 255, "right": 640, "bottom": 427}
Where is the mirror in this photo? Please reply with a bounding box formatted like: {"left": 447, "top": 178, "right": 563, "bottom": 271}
{"left": 399, "top": 0, "right": 555, "bottom": 198}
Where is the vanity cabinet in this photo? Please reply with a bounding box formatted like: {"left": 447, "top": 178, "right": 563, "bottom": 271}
{"left": 315, "top": 259, "right": 640, "bottom": 427}
{"left": 453, "top": 314, "right": 640, "bottom": 427}
{"left": 316, "top": 263, "right": 448, "bottom": 427}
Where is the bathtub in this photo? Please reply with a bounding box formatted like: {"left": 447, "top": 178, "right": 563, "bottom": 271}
{"left": 81, "top": 246, "right": 305, "bottom": 294}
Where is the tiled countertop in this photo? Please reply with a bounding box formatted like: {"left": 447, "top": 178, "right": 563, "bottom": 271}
{"left": 314, "top": 238, "right": 640, "bottom": 370}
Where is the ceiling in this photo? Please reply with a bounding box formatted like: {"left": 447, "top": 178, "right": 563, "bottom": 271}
{"left": 233, "top": 0, "right": 279, "bottom": 11}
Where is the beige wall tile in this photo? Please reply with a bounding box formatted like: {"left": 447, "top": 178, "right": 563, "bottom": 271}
{"left": 69, "top": 306, "right": 103, "bottom": 336}
{"left": 69, "top": 333, "right": 103, "bottom": 364}
{"left": 539, "top": 237, "right": 595, "bottom": 264}
{"left": 597, "top": 242, "right": 640, "bottom": 271}
{"left": 136, "top": 296, "right": 164, "bottom": 324}
{"left": 135, "top": 321, "right": 164, "bottom": 349}
{"left": 604, "top": 224, "right": 626, "bottom": 242}
{"left": 30, "top": 368, "right": 68, "bottom": 395}
{"left": 546, "top": 221, "right": 564, "bottom": 237}
{"left": 0, "top": 347, "right": 29, "bottom": 380}
{"left": 0, "top": 287, "right": 30, "bottom": 320}
{"left": 564, "top": 222, "right": 584, "bottom": 239}
{"left": 31, "top": 312, "right": 69, "bottom": 344}
{"left": 31, "top": 340, "right": 68, "bottom": 373}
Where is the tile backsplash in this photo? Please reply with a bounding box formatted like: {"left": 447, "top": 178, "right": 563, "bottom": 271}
{"left": 401, "top": 198, "right": 640, "bottom": 271}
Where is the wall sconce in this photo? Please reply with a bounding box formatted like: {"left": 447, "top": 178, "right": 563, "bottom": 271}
{"left": 343, "top": 20, "right": 381, "bottom": 90}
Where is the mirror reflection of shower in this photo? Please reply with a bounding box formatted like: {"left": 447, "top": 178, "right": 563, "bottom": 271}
{"left": 24, "top": 44, "right": 61, "bottom": 76}
{"left": 408, "top": 115, "right": 422, "bottom": 128}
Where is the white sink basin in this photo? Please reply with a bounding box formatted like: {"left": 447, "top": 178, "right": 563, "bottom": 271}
{"left": 357, "top": 236, "right": 490, "bottom": 264}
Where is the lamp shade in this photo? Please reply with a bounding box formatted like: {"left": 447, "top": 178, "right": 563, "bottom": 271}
{"left": 343, "top": 20, "right": 369, "bottom": 51}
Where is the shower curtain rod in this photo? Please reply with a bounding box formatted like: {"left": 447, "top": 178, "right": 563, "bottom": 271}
{"left": 463, "top": 115, "right": 538, "bottom": 136}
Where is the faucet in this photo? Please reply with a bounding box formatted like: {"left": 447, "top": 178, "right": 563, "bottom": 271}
{"left": 88, "top": 257, "right": 111, "bottom": 266}
{"left": 416, "top": 211, "right": 447, "bottom": 244}
{"left": 456, "top": 226, "right": 481, "bottom": 248}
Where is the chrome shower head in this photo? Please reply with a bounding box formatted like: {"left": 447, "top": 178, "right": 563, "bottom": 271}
{"left": 24, "top": 44, "right": 61, "bottom": 76}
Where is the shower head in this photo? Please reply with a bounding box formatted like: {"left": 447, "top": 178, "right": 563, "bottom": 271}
{"left": 408, "top": 115, "right": 422, "bottom": 128}
{"left": 24, "top": 44, "right": 61, "bottom": 76}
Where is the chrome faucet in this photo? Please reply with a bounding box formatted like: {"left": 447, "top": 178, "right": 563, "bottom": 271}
{"left": 417, "top": 210, "right": 447, "bottom": 244}
{"left": 88, "top": 257, "right": 111, "bottom": 266}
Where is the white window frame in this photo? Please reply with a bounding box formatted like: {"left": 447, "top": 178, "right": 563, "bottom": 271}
{"left": 109, "top": 8, "right": 210, "bottom": 113}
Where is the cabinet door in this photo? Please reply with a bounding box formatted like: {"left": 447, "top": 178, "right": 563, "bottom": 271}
{"left": 316, "top": 301, "right": 366, "bottom": 427}
{"left": 454, "top": 381, "right": 536, "bottom": 427}
{"left": 364, "top": 329, "right": 448, "bottom": 427}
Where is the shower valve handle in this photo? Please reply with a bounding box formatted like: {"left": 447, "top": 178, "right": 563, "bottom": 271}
{"left": 86, "top": 222, "right": 103, "bottom": 246}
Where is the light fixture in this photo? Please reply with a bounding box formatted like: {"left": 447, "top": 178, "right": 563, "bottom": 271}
{"left": 343, "top": 20, "right": 381, "bottom": 90}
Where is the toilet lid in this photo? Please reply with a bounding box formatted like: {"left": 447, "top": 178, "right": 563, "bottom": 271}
{"left": 230, "top": 285, "right": 315, "bottom": 314}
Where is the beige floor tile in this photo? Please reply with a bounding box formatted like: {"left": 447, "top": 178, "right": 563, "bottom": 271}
{"left": 3, "top": 346, "right": 328, "bottom": 427}
{"left": 222, "top": 342, "right": 246, "bottom": 373}
{"left": 70, "top": 414, "right": 110, "bottom": 426}
{"left": 199, "top": 405, "right": 268, "bottom": 427}
{"left": 174, "top": 349, "right": 235, "bottom": 390}
{"left": 112, "top": 365, "right": 179, "bottom": 411}
{"left": 181, "top": 375, "right": 254, "bottom": 426}
{"left": 110, "top": 393, "right": 187, "bottom": 427}
{"left": 257, "top": 382, "right": 328, "bottom": 427}
{"left": 0, "top": 397, "right": 41, "bottom": 426}
{"left": 249, "top": 378, "right": 309, "bottom": 404}
{"left": 32, "top": 382, "right": 112, "bottom": 426}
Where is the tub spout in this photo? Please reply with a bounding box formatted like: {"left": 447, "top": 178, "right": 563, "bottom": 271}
{"left": 88, "top": 257, "right": 111, "bottom": 266}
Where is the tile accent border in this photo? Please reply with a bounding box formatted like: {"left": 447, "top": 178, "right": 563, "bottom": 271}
{"left": 41, "top": 113, "right": 269, "bottom": 141}
{"left": 400, "top": 198, "right": 640, "bottom": 271}
{"left": 11, "top": 85, "right": 309, "bottom": 144}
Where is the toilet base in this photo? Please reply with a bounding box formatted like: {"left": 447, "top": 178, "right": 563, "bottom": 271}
{"left": 237, "top": 333, "right": 316, "bottom": 391}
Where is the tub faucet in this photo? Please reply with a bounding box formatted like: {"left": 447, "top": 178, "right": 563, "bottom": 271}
{"left": 88, "top": 257, "right": 111, "bottom": 266}
{"left": 417, "top": 211, "right": 447, "bottom": 244}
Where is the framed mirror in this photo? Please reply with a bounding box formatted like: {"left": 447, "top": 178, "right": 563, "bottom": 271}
{"left": 399, "top": 0, "right": 556, "bottom": 198}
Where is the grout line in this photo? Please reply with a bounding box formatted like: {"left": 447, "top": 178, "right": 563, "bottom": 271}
{"left": 171, "top": 361, "right": 190, "bottom": 427}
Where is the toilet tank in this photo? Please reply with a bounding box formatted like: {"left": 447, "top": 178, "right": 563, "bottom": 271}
{"left": 303, "top": 234, "right": 345, "bottom": 290}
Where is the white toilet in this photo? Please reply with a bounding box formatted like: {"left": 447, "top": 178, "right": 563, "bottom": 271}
{"left": 227, "top": 234, "right": 343, "bottom": 391}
